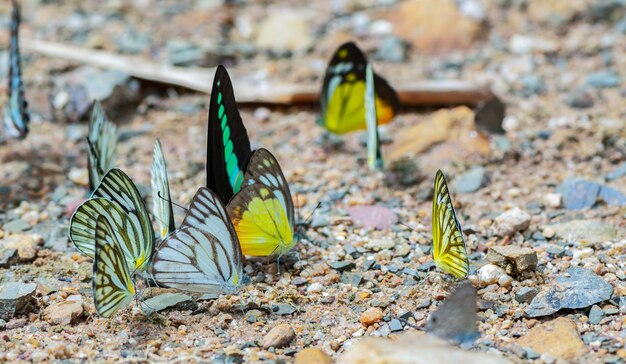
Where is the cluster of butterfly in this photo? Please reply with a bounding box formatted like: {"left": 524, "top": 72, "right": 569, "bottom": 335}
{"left": 69, "top": 66, "right": 298, "bottom": 318}
{"left": 322, "top": 42, "right": 469, "bottom": 278}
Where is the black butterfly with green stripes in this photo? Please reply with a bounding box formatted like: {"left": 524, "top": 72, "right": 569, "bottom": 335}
{"left": 206, "top": 65, "right": 254, "bottom": 205}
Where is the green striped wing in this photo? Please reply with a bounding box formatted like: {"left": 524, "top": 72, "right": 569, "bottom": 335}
{"left": 151, "top": 138, "right": 176, "bottom": 239}
{"left": 93, "top": 215, "right": 135, "bottom": 318}
{"left": 432, "top": 170, "right": 469, "bottom": 278}
{"left": 69, "top": 168, "right": 154, "bottom": 271}
{"left": 87, "top": 101, "right": 117, "bottom": 191}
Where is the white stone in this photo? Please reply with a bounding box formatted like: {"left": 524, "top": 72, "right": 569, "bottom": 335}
{"left": 478, "top": 264, "right": 507, "bottom": 287}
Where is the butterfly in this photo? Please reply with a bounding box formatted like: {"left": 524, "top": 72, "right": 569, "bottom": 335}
{"left": 87, "top": 101, "right": 117, "bottom": 191}
{"left": 151, "top": 138, "right": 175, "bottom": 239}
{"left": 2, "top": 0, "right": 30, "bottom": 139}
{"left": 431, "top": 170, "right": 470, "bottom": 279}
{"left": 69, "top": 168, "right": 154, "bottom": 272}
{"left": 227, "top": 148, "right": 295, "bottom": 257}
{"left": 206, "top": 65, "right": 253, "bottom": 205}
{"left": 365, "top": 63, "right": 383, "bottom": 170}
{"left": 93, "top": 214, "right": 136, "bottom": 318}
{"left": 152, "top": 187, "right": 249, "bottom": 294}
{"left": 319, "top": 41, "right": 399, "bottom": 135}
{"left": 425, "top": 282, "right": 479, "bottom": 345}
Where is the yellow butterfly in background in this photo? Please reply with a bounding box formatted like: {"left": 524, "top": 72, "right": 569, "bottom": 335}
{"left": 320, "top": 41, "right": 399, "bottom": 134}
{"left": 227, "top": 148, "right": 295, "bottom": 258}
{"left": 432, "top": 170, "right": 469, "bottom": 279}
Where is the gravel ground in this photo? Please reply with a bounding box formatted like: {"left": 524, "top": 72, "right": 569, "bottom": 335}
{"left": 0, "top": 0, "right": 625, "bottom": 363}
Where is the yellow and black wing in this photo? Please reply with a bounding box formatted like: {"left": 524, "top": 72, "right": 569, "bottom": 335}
{"left": 432, "top": 170, "right": 469, "bottom": 278}
{"left": 93, "top": 215, "right": 135, "bottom": 318}
{"left": 320, "top": 41, "right": 399, "bottom": 134}
{"left": 227, "top": 184, "right": 294, "bottom": 257}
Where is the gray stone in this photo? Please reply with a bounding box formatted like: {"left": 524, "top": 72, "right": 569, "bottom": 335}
{"left": 0, "top": 282, "right": 37, "bottom": 319}
{"left": 310, "top": 213, "right": 330, "bottom": 228}
{"left": 585, "top": 70, "right": 620, "bottom": 88}
{"left": 493, "top": 207, "right": 531, "bottom": 236}
{"left": 0, "top": 248, "right": 18, "bottom": 268}
{"left": 564, "top": 88, "right": 594, "bottom": 109}
{"left": 2, "top": 219, "right": 30, "bottom": 233}
{"left": 515, "top": 287, "right": 539, "bottom": 303}
{"left": 456, "top": 166, "right": 487, "bottom": 193}
{"left": 487, "top": 246, "right": 538, "bottom": 276}
{"left": 556, "top": 178, "right": 600, "bottom": 210}
{"left": 526, "top": 267, "right": 613, "bottom": 317}
{"left": 474, "top": 97, "right": 506, "bottom": 134}
{"left": 140, "top": 293, "right": 197, "bottom": 315}
{"left": 341, "top": 272, "right": 363, "bottom": 287}
{"left": 598, "top": 185, "right": 626, "bottom": 206}
{"left": 548, "top": 220, "right": 617, "bottom": 244}
{"left": 272, "top": 303, "right": 296, "bottom": 315}
{"left": 374, "top": 36, "right": 407, "bottom": 63}
{"left": 520, "top": 74, "right": 546, "bottom": 96}
{"left": 588, "top": 305, "right": 604, "bottom": 324}
{"left": 389, "top": 318, "right": 404, "bottom": 333}
{"left": 330, "top": 261, "right": 355, "bottom": 272}
{"left": 247, "top": 309, "right": 264, "bottom": 323}
{"left": 606, "top": 162, "right": 626, "bottom": 181}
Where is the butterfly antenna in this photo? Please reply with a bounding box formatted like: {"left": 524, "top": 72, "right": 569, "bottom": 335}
{"left": 398, "top": 220, "right": 418, "bottom": 232}
{"left": 158, "top": 191, "right": 188, "bottom": 212}
{"left": 301, "top": 202, "right": 322, "bottom": 227}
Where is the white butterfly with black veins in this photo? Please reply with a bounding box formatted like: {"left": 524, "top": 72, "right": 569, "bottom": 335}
{"left": 151, "top": 138, "right": 175, "bottom": 239}
{"left": 152, "top": 187, "right": 249, "bottom": 294}
{"left": 87, "top": 101, "right": 117, "bottom": 191}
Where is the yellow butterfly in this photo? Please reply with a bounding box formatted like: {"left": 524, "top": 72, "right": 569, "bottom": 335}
{"left": 227, "top": 148, "right": 295, "bottom": 258}
{"left": 320, "top": 41, "right": 399, "bottom": 134}
{"left": 432, "top": 170, "right": 469, "bottom": 278}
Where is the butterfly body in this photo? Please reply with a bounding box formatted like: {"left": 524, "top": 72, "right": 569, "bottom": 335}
{"left": 2, "top": 0, "right": 30, "bottom": 139}
{"left": 206, "top": 65, "right": 253, "bottom": 204}
{"left": 431, "top": 170, "right": 470, "bottom": 279}
{"left": 320, "top": 42, "right": 399, "bottom": 135}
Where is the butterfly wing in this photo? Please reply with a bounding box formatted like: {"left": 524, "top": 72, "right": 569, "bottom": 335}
{"left": 425, "top": 282, "right": 479, "bottom": 345}
{"left": 152, "top": 187, "right": 246, "bottom": 294}
{"left": 93, "top": 215, "right": 135, "bottom": 318}
{"left": 242, "top": 148, "right": 294, "bottom": 228}
{"left": 2, "top": 0, "right": 29, "bottom": 139}
{"left": 320, "top": 42, "right": 399, "bottom": 134}
{"left": 151, "top": 138, "right": 176, "bottom": 239}
{"left": 69, "top": 169, "right": 154, "bottom": 270}
{"left": 365, "top": 63, "right": 383, "bottom": 170}
{"left": 87, "top": 101, "right": 117, "bottom": 191}
{"left": 432, "top": 170, "right": 469, "bottom": 278}
{"left": 227, "top": 184, "right": 294, "bottom": 257}
{"left": 206, "top": 65, "right": 253, "bottom": 204}
{"left": 69, "top": 197, "right": 135, "bottom": 262}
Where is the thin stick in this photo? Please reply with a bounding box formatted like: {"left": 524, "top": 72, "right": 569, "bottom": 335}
{"left": 22, "top": 39, "right": 494, "bottom": 106}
